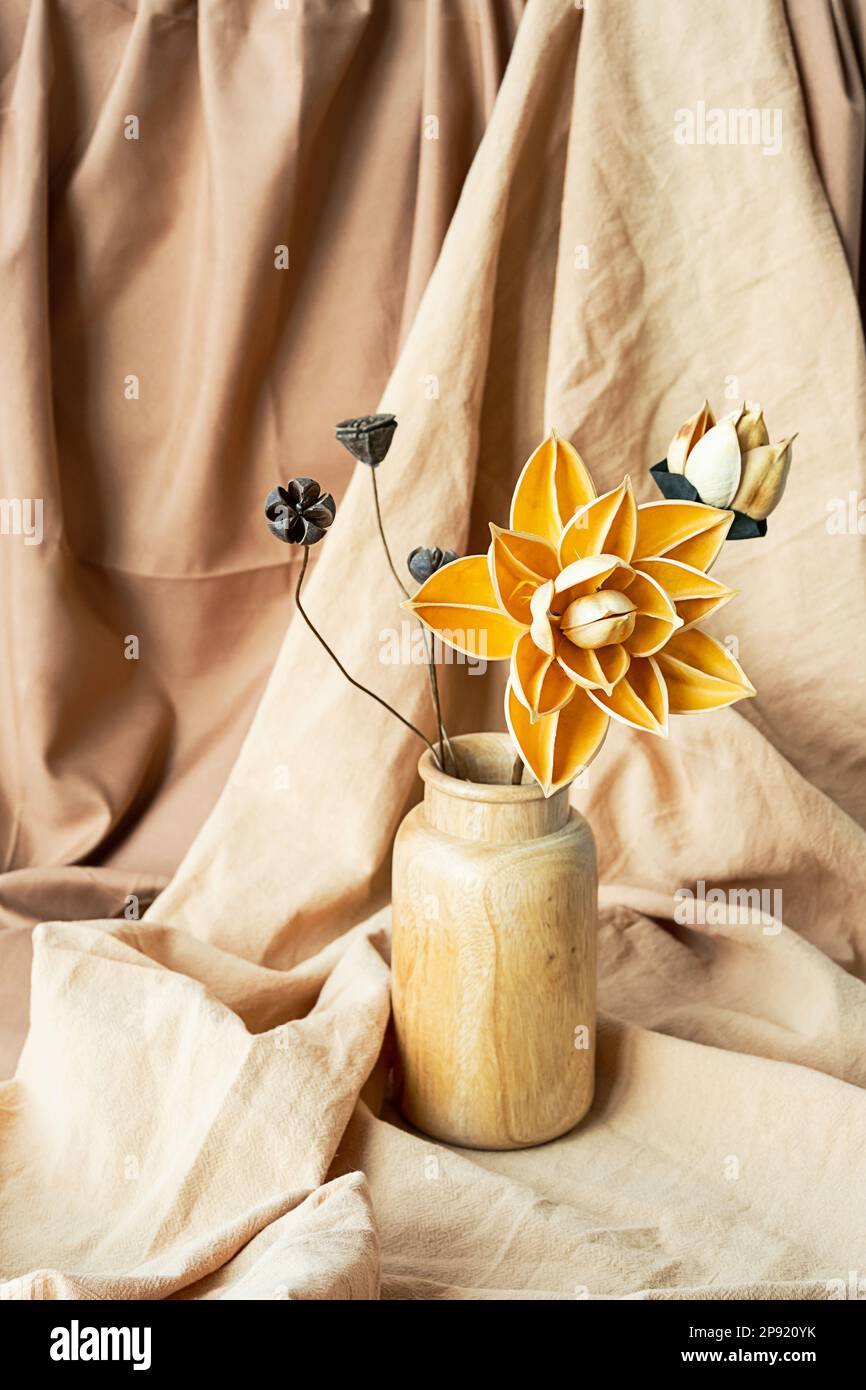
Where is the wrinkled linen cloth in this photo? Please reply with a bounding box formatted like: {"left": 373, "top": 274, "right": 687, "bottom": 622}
{"left": 2, "top": 0, "right": 866, "bottom": 1299}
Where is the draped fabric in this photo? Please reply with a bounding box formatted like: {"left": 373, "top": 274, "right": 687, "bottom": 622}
{"left": 0, "top": 0, "right": 523, "bottom": 1071}
{"left": 786, "top": 0, "right": 866, "bottom": 300}
{"left": 1, "top": 0, "right": 866, "bottom": 1299}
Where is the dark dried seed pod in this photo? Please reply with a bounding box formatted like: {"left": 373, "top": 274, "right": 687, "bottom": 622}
{"left": 407, "top": 546, "right": 459, "bottom": 584}
{"left": 335, "top": 413, "right": 398, "bottom": 467}
{"left": 264, "top": 478, "right": 336, "bottom": 546}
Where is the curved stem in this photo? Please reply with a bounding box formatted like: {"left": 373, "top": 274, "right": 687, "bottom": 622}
{"left": 370, "top": 468, "right": 457, "bottom": 775}
{"left": 293, "top": 546, "right": 442, "bottom": 767}
{"left": 370, "top": 468, "right": 410, "bottom": 599}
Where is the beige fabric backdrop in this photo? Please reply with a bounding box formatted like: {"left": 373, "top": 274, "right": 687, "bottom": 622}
{"left": 0, "top": 0, "right": 523, "bottom": 1072}
{"left": 2, "top": 0, "right": 866, "bottom": 1299}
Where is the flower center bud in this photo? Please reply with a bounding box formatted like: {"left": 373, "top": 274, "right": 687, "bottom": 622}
{"left": 560, "top": 589, "right": 637, "bottom": 650}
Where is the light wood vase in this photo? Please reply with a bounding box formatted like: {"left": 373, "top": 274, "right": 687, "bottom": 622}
{"left": 391, "top": 732, "right": 597, "bottom": 1150}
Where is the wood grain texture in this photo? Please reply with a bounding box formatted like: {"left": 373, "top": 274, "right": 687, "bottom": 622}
{"left": 391, "top": 734, "right": 597, "bottom": 1150}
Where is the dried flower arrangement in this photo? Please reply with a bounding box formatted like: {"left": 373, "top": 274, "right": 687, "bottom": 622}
{"left": 265, "top": 409, "right": 792, "bottom": 796}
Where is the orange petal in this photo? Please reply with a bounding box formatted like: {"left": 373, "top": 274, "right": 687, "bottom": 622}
{"left": 633, "top": 556, "right": 734, "bottom": 629}
{"left": 511, "top": 633, "right": 577, "bottom": 720}
{"left": 632, "top": 501, "right": 732, "bottom": 572}
{"left": 655, "top": 628, "right": 756, "bottom": 713}
{"left": 510, "top": 432, "right": 597, "bottom": 546}
{"left": 404, "top": 554, "right": 523, "bottom": 660}
{"left": 597, "top": 642, "right": 631, "bottom": 689}
{"left": 556, "top": 638, "right": 610, "bottom": 693}
{"left": 623, "top": 570, "right": 682, "bottom": 657}
{"left": 587, "top": 655, "right": 668, "bottom": 735}
{"left": 506, "top": 679, "right": 557, "bottom": 791}
{"left": 556, "top": 636, "right": 631, "bottom": 695}
{"left": 506, "top": 680, "right": 608, "bottom": 796}
{"left": 512, "top": 632, "right": 549, "bottom": 710}
{"left": 549, "top": 687, "right": 610, "bottom": 793}
{"left": 559, "top": 478, "right": 638, "bottom": 567}
{"left": 488, "top": 526, "right": 559, "bottom": 624}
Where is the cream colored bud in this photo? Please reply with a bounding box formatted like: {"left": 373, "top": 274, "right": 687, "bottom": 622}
{"left": 683, "top": 419, "right": 741, "bottom": 508}
{"left": 667, "top": 400, "right": 715, "bottom": 475}
{"left": 730, "top": 436, "right": 796, "bottom": 520}
{"left": 560, "top": 589, "right": 636, "bottom": 650}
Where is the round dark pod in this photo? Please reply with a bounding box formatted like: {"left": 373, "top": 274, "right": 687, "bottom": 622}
{"left": 264, "top": 478, "right": 336, "bottom": 546}
{"left": 335, "top": 414, "right": 398, "bottom": 467}
{"left": 407, "top": 546, "right": 459, "bottom": 584}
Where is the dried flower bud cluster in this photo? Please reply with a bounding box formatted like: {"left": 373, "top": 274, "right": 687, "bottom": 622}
{"left": 667, "top": 400, "right": 795, "bottom": 521}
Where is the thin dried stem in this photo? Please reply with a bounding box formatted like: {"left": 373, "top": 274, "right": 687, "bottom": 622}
{"left": 370, "top": 467, "right": 411, "bottom": 600}
{"left": 511, "top": 751, "right": 524, "bottom": 785}
{"left": 369, "top": 469, "right": 458, "bottom": 776}
{"left": 294, "top": 546, "right": 442, "bottom": 767}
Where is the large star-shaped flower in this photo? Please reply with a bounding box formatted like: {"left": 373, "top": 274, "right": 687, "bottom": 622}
{"left": 404, "top": 432, "right": 755, "bottom": 795}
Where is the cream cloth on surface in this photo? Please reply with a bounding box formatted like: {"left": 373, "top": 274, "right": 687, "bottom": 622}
{"left": 2, "top": 0, "right": 866, "bottom": 1299}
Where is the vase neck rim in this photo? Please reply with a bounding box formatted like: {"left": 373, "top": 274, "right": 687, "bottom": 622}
{"left": 418, "top": 734, "right": 569, "bottom": 842}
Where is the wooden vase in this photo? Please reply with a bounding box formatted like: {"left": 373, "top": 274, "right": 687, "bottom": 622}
{"left": 391, "top": 732, "right": 597, "bottom": 1150}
